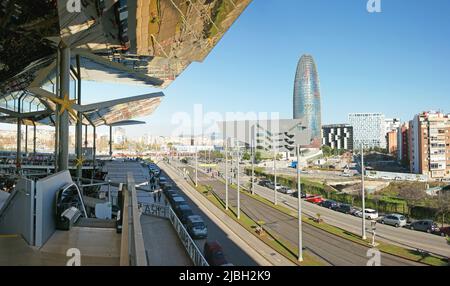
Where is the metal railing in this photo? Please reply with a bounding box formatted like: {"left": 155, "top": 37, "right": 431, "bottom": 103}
{"left": 139, "top": 201, "right": 209, "bottom": 266}
{"left": 120, "top": 174, "right": 147, "bottom": 266}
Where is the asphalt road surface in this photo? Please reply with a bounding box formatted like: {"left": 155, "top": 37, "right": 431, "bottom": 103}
{"left": 176, "top": 161, "right": 422, "bottom": 266}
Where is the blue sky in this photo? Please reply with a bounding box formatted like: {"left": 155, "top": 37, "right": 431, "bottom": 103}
{"left": 4, "top": 0, "right": 449, "bottom": 138}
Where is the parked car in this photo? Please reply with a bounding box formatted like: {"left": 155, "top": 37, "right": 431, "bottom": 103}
{"left": 350, "top": 207, "right": 361, "bottom": 216}
{"left": 258, "top": 179, "right": 271, "bottom": 187}
{"left": 355, "top": 209, "right": 379, "bottom": 220}
{"left": 409, "top": 220, "right": 440, "bottom": 234}
{"left": 305, "top": 195, "right": 324, "bottom": 204}
{"left": 279, "top": 186, "right": 295, "bottom": 194}
{"left": 169, "top": 195, "right": 186, "bottom": 208}
{"left": 292, "top": 192, "right": 306, "bottom": 198}
{"left": 436, "top": 226, "right": 450, "bottom": 237}
{"left": 381, "top": 214, "right": 407, "bottom": 227}
{"left": 163, "top": 189, "right": 177, "bottom": 198}
{"left": 186, "top": 215, "right": 208, "bottom": 239}
{"left": 335, "top": 204, "right": 353, "bottom": 214}
{"left": 319, "top": 200, "right": 339, "bottom": 209}
{"left": 175, "top": 204, "right": 194, "bottom": 224}
{"left": 204, "top": 241, "right": 233, "bottom": 266}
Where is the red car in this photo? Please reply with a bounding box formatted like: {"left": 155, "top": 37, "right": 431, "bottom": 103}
{"left": 203, "top": 241, "right": 233, "bottom": 266}
{"left": 305, "top": 195, "right": 324, "bottom": 204}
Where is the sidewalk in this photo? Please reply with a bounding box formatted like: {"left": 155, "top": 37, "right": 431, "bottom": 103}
{"left": 161, "top": 162, "right": 295, "bottom": 266}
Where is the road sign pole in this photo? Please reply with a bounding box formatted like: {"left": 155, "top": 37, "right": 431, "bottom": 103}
{"left": 361, "top": 143, "right": 366, "bottom": 240}
{"left": 297, "top": 145, "right": 303, "bottom": 262}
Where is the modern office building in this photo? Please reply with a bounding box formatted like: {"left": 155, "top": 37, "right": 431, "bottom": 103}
{"left": 321, "top": 124, "right": 354, "bottom": 150}
{"left": 218, "top": 119, "right": 311, "bottom": 159}
{"left": 408, "top": 111, "right": 450, "bottom": 179}
{"left": 293, "top": 54, "right": 322, "bottom": 147}
{"left": 348, "top": 113, "right": 386, "bottom": 149}
{"left": 397, "top": 123, "right": 410, "bottom": 166}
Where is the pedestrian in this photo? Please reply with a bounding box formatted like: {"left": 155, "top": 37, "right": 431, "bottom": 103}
{"left": 157, "top": 191, "right": 162, "bottom": 202}
{"left": 153, "top": 191, "right": 157, "bottom": 203}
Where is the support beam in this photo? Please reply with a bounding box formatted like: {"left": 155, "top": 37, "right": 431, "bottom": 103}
{"left": 58, "top": 42, "right": 70, "bottom": 172}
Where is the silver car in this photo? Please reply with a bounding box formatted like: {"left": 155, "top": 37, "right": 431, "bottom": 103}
{"left": 381, "top": 214, "right": 407, "bottom": 227}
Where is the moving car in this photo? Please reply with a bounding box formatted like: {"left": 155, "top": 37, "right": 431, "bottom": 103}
{"left": 203, "top": 241, "right": 233, "bottom": 266}
{"left": 355, "top": 209, "right": 379, "bottom": 220}
{"left": 186, "top": 215, "right": 208, "bottom": 239}
{"left": 409, "top": 220, "right": 440, "bottom": 234}
{"left": 380, "top": 214, "right": 407, "bottom": 227}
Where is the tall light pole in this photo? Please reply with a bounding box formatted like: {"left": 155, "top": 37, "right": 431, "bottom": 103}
{"left": 273, "top": 142, "right": 278, "bottom": 205}
{"left": 195, "top": 145, "right": 198, "bottom": 187}
{"left": 361, "top": 143, "right": 366, "bottom": 240}
{"left": 251, "top": 126, "right": 255, "bottom": 195}
{"left": 236, "top": 138, "right": 241, "bottom": 220}
{"left": 225, "top": 138, "right": 229, "bottom": 210}
{"left": 296, "top": 145, "right": 303, "bottom": 262}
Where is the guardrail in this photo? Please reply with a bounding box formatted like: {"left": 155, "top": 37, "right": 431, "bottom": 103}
{"left": 139, "top": 201, "right": 209, "bottom": 266}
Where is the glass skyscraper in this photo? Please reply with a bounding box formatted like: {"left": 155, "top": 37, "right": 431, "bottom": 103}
{"left": 293, "top": 54, "right": 322, "bottom": 147}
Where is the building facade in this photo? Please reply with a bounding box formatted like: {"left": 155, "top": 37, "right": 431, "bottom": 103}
{"left": 321, "top": 124, "right": 354, "bottom": 150}
{"left": 386, "top": 130, "right": 398, "bottom": 156}
{"left": 348, "top": 113, "right": 386, "bottom": 149}
{"left": 408, "top": 111, "right": 450, "bottom": 179}
{"left": 293, "top": 54, "right": 322, "bottom": 147}
{"left": 397, "top": 123, "right": 409, "bottom": 166}
{"left": 385, "top": 118, "right": 401, "bottom": 134}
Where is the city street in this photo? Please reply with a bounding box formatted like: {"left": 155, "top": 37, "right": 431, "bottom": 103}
{"left": 175, "top": 160, "right": 422, "bottom": 266}
{"left": 211, "top": 160, "right": 450, "bottom": 258}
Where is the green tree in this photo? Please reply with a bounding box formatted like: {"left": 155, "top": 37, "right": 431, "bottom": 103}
{"left": 321, "top": 145, "right": 333, "bottom": 157}
{"left": 242, "top": 152, "right": 251, "bottom": 161}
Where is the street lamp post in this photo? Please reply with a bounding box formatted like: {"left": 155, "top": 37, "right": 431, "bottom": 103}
{"left": 225, "top": 138, "right": 229, "bottom": 210}
{"left": 273, "top": 144, "right": 278, "bottom": 205}
{"left": 251, "top": 127, "right": 255, "bottom": 195}
{"left": 296, "top": 145, "right": 303, "bottom": 262}
{"left": 195, "top": 145, "right": 198, "bottom": 187}
{"left": 236, "top": 138, "right": 241, "bottom": 220}
{"left": 361, "top": 143, "right": 367, "bottom": 240}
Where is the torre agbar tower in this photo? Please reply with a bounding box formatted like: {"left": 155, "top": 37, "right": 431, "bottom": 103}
{"left": 293, "top": 54, "right": 322, "bottom": 148}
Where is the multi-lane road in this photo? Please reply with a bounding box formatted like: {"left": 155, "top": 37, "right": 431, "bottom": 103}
{"left": 156, "top": 167, "right": 263, "bottom": 266}
{"left": 174, "top": 160, "right": 422, "bottom": 266}
{"left": 211, "top": 161, "right": 450, "bottom": 258}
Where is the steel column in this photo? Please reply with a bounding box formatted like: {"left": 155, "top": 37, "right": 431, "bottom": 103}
{"left": 109, "top": 125, "right": 113, "bottom": 157}
{"left": 75, "top": 55, "right": 82, "bottom": 179}
{"left": 57, "top": 42, "right": 70, "bottom": 171}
